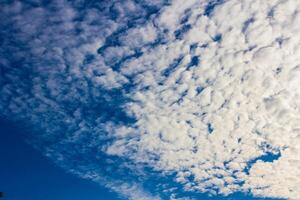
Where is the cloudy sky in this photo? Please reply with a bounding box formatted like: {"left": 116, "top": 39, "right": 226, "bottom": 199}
{"left": 0, "top": 0, "right": 299, "bottom": 199}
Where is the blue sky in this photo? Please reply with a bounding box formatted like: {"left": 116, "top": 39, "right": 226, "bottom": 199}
{"left": 0, "top": 119, "right": 122, "bottom": 200}
{"left": 0, "top": 0, "right": 298, "bottom": 199}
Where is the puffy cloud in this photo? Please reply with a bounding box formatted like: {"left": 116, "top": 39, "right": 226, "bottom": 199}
{"left": 1, "top": 0, "right": 300, "bottom": 199}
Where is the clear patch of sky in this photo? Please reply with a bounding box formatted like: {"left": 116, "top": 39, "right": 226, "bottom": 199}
{"left": 0, "top": 119, "right": 123, "bottom": 200}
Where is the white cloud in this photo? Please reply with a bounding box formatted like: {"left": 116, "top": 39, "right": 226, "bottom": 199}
{"left": 1, "top": 0, "right": 300, "bottom": 199}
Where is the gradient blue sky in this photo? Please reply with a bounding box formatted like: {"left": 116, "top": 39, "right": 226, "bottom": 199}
{"left": 0, "top": 119, "right": 123, "bottom": 200}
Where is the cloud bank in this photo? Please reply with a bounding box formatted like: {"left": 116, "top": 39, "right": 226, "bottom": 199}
{"left": 1, "top": 0, "right": 300, "bottom": 199}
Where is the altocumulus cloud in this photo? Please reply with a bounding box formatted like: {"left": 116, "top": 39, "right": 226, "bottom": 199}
{"left": 1, "top": 0, "right": 300, "bottom": 199}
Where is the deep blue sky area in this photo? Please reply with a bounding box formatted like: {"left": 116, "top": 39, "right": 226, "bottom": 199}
{"left": 0, "top": 119, "right": 122, "bottom": 200}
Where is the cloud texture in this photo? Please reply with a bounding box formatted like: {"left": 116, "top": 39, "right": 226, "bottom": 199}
{"left": 1, "top": 0, "right": 300, "bottom": 199}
